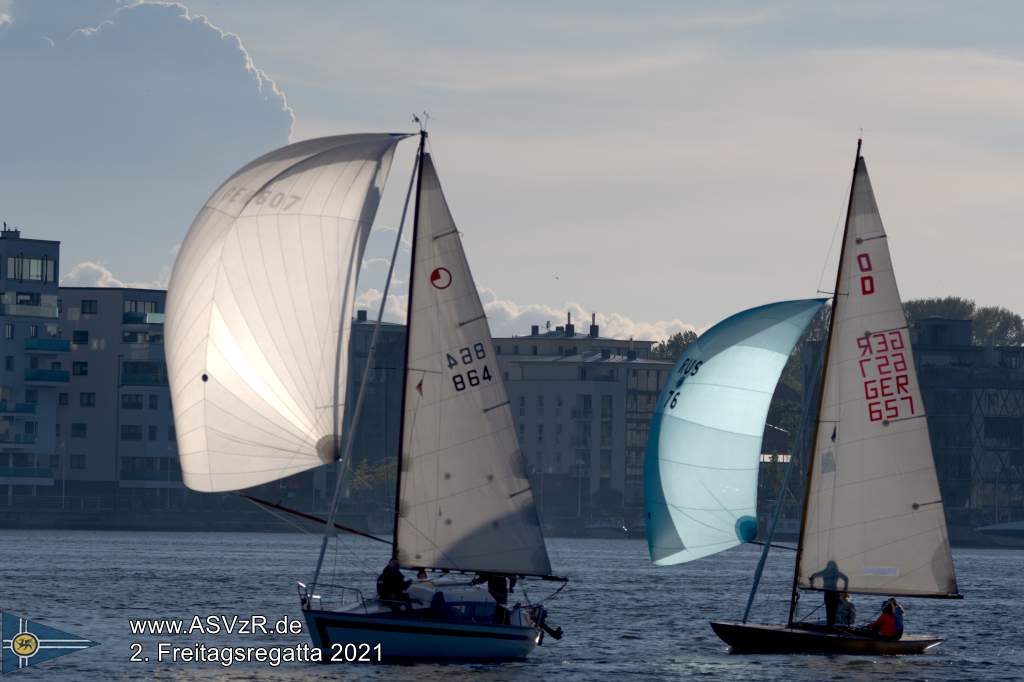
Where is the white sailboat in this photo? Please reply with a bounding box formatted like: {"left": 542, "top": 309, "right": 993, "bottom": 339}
{"left": 166, "top": 129, "right": 564, "bottom": 661}
{"left": 646, "top": 140, "right": 960, "bottom": 655}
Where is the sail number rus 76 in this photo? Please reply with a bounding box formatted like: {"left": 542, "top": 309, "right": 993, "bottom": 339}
{"left": 446, "top": 343, "right": 493, "bottom": 392}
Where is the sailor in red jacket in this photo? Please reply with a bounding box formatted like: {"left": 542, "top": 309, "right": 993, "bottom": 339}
{"left": 866, "top": 598, "right": 904, "bottom": 641}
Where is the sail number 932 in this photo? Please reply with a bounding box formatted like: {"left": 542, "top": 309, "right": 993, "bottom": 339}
{"left": 446, "top": 343, "right": 493, "bottom": 392}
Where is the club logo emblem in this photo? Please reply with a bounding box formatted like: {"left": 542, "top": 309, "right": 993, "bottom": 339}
{"left": 430, "top": 267, "right": 452, "bottom": 290}
{"left": 10, "top": 633, "right": 37, "bottom": 658}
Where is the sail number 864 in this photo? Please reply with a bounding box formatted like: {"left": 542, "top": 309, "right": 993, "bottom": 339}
{"left": 446, "top": 343, "right": 494, "bottom": 392}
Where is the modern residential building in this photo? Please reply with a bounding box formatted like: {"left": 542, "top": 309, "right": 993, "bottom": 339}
{"left": 494, "top": 315, "right": 672, "bottom": 531}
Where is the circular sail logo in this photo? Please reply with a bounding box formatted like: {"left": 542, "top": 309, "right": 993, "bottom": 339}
{"left": 11, "top": 632, "right": 39, "bottom": 658}
{"left": 430, "top": 267, "right": 452, "bottom": 290}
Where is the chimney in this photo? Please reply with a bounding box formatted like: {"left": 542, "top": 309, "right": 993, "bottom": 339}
{"left": 589, "top": 312, "right": 599, "bottom": 338}
{"left": 530, "top": 324, "right": 540, "bottom": 336}
{"left": 356, "top": 309, "right": 367, "bottom": 322}
{"left": 565, "top": 323, "right": 574, "bottom": 337}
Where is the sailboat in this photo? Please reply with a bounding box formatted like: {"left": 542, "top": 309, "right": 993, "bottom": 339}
{"left": 645, "top": 140, "right": 960, "bottom": 655}
{"left": 165, "top": 129, "right": 565, "bottom": 661}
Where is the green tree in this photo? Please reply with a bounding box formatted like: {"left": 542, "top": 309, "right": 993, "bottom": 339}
{"left": 903, "top": 296, "right": 975, "bottom": 325}
{"left": 973, "top": 305, "right": 1024, "bottom": 346}
{"left": 651, "top": 330, "right": 698, "bottom": 362}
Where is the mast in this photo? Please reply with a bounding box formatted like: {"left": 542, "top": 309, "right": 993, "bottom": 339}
{"left": 391, "top": 128, "right": 427, "bottom": 559}
{"left": 309, "top": 132, "right": 421, "bottom": 592}
{"left": 787, "top": 138, "right": 861, "bottom": 626}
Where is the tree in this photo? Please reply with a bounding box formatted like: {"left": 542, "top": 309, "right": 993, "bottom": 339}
{"left": 973, "top": 306, "right": 1024, "bottom": 346}
{"left": 651, "top": 330, "right": 697, "bottom": 362}
{"left": 903, "top": 297, "right": 975, "bottom": 325}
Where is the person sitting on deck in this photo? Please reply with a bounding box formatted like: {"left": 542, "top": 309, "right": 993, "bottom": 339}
{"left": 835, "top": 592, "right": 856, "bottom": 627}
{"left": 864, "top": 598, "right": 904, "bottom": 641}
{"left": 377, "top": 558, "right": 413, "bottom": 611}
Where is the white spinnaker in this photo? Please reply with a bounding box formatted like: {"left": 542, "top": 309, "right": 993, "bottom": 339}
{"left": 166, "top": 134, "right": 403, "bottom": 493}
{"left": 796, "top": 156, "right": 958, "bottom": 597}
{"left": 395, "top": 153, "right": 551, "bottom": 576}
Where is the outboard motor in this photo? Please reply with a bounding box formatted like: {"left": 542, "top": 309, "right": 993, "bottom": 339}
{"left": 532, "top": 606, "right": 563, "bottom": 644}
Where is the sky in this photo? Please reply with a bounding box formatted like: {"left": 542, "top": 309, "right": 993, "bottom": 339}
{"left": 1, "top": 1, "right": 1021, "bottom": 340}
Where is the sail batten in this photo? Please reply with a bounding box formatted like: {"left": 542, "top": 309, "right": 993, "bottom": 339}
{"left": 645, "top": 299, "right": 826, "bottom": 566}
{"left": 795, "top": 153, "right": 959, "bottom": 598}
{"left": 394, "top": 152, "right": 551, "bottom": 577}
{"left": 166, "top": 133, "right": 404, "bottom": 493}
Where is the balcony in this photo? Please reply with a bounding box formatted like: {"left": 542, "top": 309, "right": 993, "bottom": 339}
{"left": 0, "top": 466, "right": 52, "bottom": 478}
{"left": 0, "top": 433, "right": 37, "bottom": 445}
{"left": 0, "top": 402, "right": 36, "bottom": 415}
{"left": 24, "top": 368, "right": 70, "bottom": 383}
{"left": 122, "top": 312, "right": 165, "bottom": 325}
{"left": 0, "top": 303, "right": 59, "bottom": 318}
{"left": 24, "top": 337, "right": 71, "bottom": 352}
{"left": 121, "top": 373, "right": 167, "bottom": 387}
{"left": 119, "top": 470, "right": 183, "bottom": 483}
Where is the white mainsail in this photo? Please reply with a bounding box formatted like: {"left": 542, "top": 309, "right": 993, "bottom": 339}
{"left": 796, "top": 154, "right": 959, "bottom": 597}
{"left": 645, "top": 299, "right": 826, "bottom": 566}
{"left": 166, "top": 134, "right": 403, "bottom": 493}
{"left": 394, "top": 153, "right": 551, "bottom": 576}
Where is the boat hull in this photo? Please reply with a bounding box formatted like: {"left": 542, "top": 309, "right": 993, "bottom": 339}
{"left": 304, "top": 608, "right": 539, "bottom": 661}
{"left": 710, "top": 621, "right": 943, "bottom": 655}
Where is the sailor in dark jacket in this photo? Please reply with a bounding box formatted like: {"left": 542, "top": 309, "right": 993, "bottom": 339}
{"left": 377, "top": 558, "right": 412, "bottom": 610}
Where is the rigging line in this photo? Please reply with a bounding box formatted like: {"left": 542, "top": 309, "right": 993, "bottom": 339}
{"left": 815, "top": 167, "right": 855, "bottom": 295}
{"left": 241, "top": 494, "right": 317, "bottom": 535}
{"left": 311, "top": 138, "right": 421, "bottom": 594}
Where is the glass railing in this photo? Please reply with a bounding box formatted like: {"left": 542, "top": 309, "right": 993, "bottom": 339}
{"left": 24, "top": 337, "right": 71, "bottom": 352}
{"left": 122, "top": 312, "right": 165, "bottom": 325}
{"left": 0, "top": 402, "right": 36, "bottom": 414}
{"left": 0, "top": 466, "right": 52, "bottom": 478}
{"left": 24, "top": 368, "right": 70, "bottom": 382}
{"left": 118, "top": 470, "right": 183, "bottom": 482}
{"left": 0, "top": 303, "right": 60, "bottom": 318}
{"left": 121, "top": 373, "right": 167, "bottom": 386}
{"left": 0, "top": 433, "right": 38, "bottom": 445}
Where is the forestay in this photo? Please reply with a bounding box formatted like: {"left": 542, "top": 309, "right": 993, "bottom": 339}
{"left": 645, "top": 299, "right": 825, "bottom": 565}
{"left": 166, "top": 134, "right": 403, "bottom": 493}
{"left": 796, "top": 156, "right": 958, "bottom": 597}
{"left": 394, "top": 153, "right": 551, "bottom": 576}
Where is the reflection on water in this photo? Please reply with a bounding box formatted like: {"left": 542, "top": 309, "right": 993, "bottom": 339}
{"left": 0, "top": 530, "right": 1018, "bottom": 680}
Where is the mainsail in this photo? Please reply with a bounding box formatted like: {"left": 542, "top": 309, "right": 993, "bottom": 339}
{"left": 645, "top": 299, "right": 825, "bottom": 565}
{"left": 166, "top": 134, "right": 403, "bottom": 493}
{"left": 394, "top": 153, "right": 551, "bottom": 576}
{"left": 795, "top": 153, "right": 959, "bottom": 597}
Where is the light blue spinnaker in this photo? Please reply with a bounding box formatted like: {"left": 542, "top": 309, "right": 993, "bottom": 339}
{"left": 645, "top": 299, "right": 826, "bottom": 565}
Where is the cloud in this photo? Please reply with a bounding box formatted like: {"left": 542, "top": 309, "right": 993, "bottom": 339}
{"left": 61, "top": 260, "right": 170, "bottom": 289}
{"left": 354, "top": 284, "right": 697, "bottom": 342}
{"left": 0, "top": 0, "right": 293, "bottom": 288}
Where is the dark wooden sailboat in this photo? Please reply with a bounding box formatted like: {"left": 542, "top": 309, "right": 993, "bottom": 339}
{"left": 645, "top": 140, "right": 961, "bottom": 656}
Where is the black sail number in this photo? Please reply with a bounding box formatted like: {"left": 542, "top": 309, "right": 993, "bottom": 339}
{"left": 447, "top": 342, "right": 491, "bottom": 392}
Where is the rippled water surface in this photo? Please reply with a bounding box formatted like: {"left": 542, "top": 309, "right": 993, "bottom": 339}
{"left": 0, "top": 531, "right": 1020, "bottom": 680}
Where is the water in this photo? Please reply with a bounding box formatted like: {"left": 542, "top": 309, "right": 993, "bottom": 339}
{"left": 0, "top": 530, "right": 1019, "bottom": 680}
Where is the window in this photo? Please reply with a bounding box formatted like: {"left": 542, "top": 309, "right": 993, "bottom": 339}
{"left": 167, "top": 425, "right": 176, "bottom": 442}
{"left": 120, "top": 425, "right": 143, "bottom": 441}
{"left": 50, "top": 454, "right": 59, "bottom": 468}
{"left": 536, "top": 395, "right": 544, "bottom": 415}
{"left": 519, "top": 396, "right": 526, "bottom": 416}
{"left": 3, "top": 323, "right": 12, "bottom": 339}
{"left": 72, "top": 362, "right": 88, "bottom": 376}
{"left": 72, "top": 330, "right": 89, "bottom": 345}
{"left": 70, "top": 454, "right": 86, "bottom": 470}
{"left": 55, "top": 423, "right": 61, "bottom": 437}
{"left": 16, "top": 292, "right": 40, "bottom": 306}
{"left": 601, "top": 395, "right": 613, "bottom": 420}
{"left": 124, "top": 299, "right": 159, "bottom": 314}
{"left": 25, "top": 389, "right": 37, "bottom": 404}
{"left": 121, "top": 394, "right": 143, "bottom": 410}
{"left": 537, "top": 423, "right": 544, "bottom": 443}
{"left": 24, "top": 421, "right": 36, "bottom": 435}
{"left": 29, "top": 324, "right": 38, "bottom": 338}
{"left": 148, "top": 394, "right": 158, "bottom": 410}
{"left": 600, "top": 421, "right": 613, "bottom": 448}
{"left": 80, "top": 392, "right": 96, "bottom": 408}
{"left": 81, "top": 299, "right": 98, "bottom": 315}
{"left": 58, "top": 392, "right": 69, "bottom": 406}
{"left": 6, "top": 256, "right": 56, "bottom": 282}
{"left": 71, "top": 423, "right": 87, "bottom": 438}
{"left": 148, "top": 425, "right": 158, "bottom": 441}
{"left": 4, "top": 356, "right": 12, "bottom": 371}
